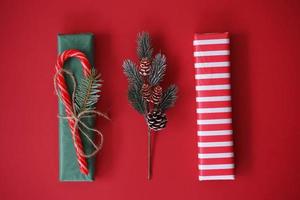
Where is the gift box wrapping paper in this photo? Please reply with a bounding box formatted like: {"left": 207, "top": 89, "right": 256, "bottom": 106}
{"left": 193, "top": 32, "right": 235, "bottom": 181}
{"left": 57, "top": 33, "right": 96, "bottom": 181}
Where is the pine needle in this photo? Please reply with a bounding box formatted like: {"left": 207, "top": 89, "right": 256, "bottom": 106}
{"left": 75, "top": 68, "right": 102, "bottom": 113}
{"left": 122, "top": 59, "right": 143, "bottom": 88}
{"left": 124, "top": 32, "right": 178, "bottom": 115}
{"left": 148, "top": 53, "right": 166, "bottom": 86}
{"left": 128, "top": 85, "right": 146, "bottom": 114}
{"left": 157, "top": 84, "right": 178, "bottom": 112}
{"left": 137, "top": 32, "right": 153, "bottom": 59}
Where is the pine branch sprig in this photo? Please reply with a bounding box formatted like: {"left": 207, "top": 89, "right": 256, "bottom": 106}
{"left": 75, "top": 68, "right": 102, "bottom": 113}
{"left": 137, "top": 32, "right": 153, "bottom": 59}
{"left": 122, "top": 31, "right": 179, "bottom": 181}
{"left": 148, "top": 53, "right": 166, "bottom": 86}
{"left": 123, "top": 59, "right": 143, "bottom": 88}
{"left": 128, "top": 85, "right": 146, "bottom": 114}
{"left": 157, "top": 84, "right": 178, "bottom": 112}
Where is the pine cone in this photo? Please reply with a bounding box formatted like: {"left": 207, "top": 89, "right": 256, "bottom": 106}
{"left": 151, "top": 85, "right": 162, "bottom": 104}
{"left": 147, "top": 110, "right": 167, "bottom": 131}
{"left": 139, "top": 58, "right": 151, "bottom": 76}
{"left": 141, "top": 83, "right": 151, "bottom": 102}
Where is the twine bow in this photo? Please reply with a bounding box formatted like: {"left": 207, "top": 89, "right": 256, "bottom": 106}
{"left": 54, "top": 69, "right": 108, "bottom": 158}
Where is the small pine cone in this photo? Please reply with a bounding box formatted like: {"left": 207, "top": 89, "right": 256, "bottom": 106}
{"left": 147, "top": 110, "right": 167, "bottom": 131}
{"left": 141, "top": 83, "right": 151, "bottom": 102}
{"left": 151, "top": 85, "right": 162, "bottom": 105}
{"left": 139, "top": 58, "right": 151, "bottom": 76}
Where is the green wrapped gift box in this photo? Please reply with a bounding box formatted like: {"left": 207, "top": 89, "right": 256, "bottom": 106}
{"left": 57, "top": 33, "right": 96, "bottom": 181}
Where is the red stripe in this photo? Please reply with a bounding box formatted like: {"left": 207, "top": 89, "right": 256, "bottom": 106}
{"left": 69, "top": 120, "right": 75, "bottom": 127}
{"left": 200, "top": 169, "right": 234, "bottom": 176}
{"left": 60, "top": 92, "right": 72, "bottom": 104}
{"left": 197, "top": 101, "right": 231, "bottom": 108}
{"left": 198, "top": 124, "right": 232, "bottom": 131}
{"left": 197, "top": 112, "right": 232, "bottom": 120}
{"left": 195, "top": 67, "right": 230, "bottom": 74}
{"left": 198, "top": 146, "right": 234, "bottom": 154}
{"left": 196, "top": 78, "right": 230, "bottom": 85}
{"left": 194, "top": 56, "right": 229, "bottom": 63}
{"left": 196, "top": 89, "right": 231, "bottom": 97}
{"left": 199, "top": 135, "right": 234, "bottom": 142}
{"left": 80, "top": 167, "right": 89, "bottom": 175}
{"left": 199, "top": 157, "right": 234, "bottom": 165}
{"left": 194, "top": 44, "right": 229, "bottom": 51}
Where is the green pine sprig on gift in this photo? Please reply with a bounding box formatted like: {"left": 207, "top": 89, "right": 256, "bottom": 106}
{"left": 75, "top": 68, "right": 102, "bottom": 113}
{"left": 122, "top": 32, "right": 178, "bottom": 180}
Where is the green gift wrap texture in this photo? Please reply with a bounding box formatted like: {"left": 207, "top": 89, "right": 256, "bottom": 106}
{"left": 57, "top": 33, "right": 96, "bottom": 181}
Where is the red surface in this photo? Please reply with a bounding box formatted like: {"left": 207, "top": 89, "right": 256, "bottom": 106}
{"left": 0, "top": 0, "right": 299, "bottom": 199}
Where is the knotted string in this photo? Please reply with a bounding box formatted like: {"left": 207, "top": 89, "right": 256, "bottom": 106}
{"left": 54, "top": 68, "right": 109, "bottom": 158}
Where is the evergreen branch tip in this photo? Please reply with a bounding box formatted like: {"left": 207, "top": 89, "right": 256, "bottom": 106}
{"left": 158, "top": 84, "right": 178, "bottom": 112}
{"left": 137, "top": 32, "right": 153, "bottom": 59}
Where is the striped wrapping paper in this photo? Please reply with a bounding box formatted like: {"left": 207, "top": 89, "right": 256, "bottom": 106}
{"left": 193, "top": 32, "right": 235, "bottom": 181}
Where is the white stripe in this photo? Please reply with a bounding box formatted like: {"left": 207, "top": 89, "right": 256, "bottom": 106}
{"left": 197, "top": 107, "right": 231, "bottom": 114}
{"left": 196, "top": 84, "right": 230, "bottom": 91}
{"left": 195, "top": 73, "right": 230, "bottom": 79}
{"left": 199, "top": 164, "right": 234, "bottom": 170}
{"left": 77, "top": 159, "right": 87, "bottom": 170}
{"left": 194, "top": 50, "right": 230, "bottom": 57}
{"left": 196, "top": 107, "right": 231, "bottom": 113}
{"left": 197, "top": 118, "right": 232, "bottom": 125}
{"left": 196, "top": 96, "right": 231, "bottom": 102}
{"left": 198, "top": 141, "right": 233, "bottom": 147}
{"left": 198, "top": 152, "right": 234, "bottom": 159}
{"left": 194, "top": 61, "right": 230, "bottom": 68}
{"left": 193, "top": 39, "right": 229, "bottom": 45}
{"left": 199, "top": 175, "right": 235, "bottom": 181}
{"left": 197, "top": 130, "right": 232, "bottom": 136}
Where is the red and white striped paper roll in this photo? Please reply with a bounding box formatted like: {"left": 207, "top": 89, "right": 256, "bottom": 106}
{"left": 193, "top": 33, "right": 235, "bottom": 181}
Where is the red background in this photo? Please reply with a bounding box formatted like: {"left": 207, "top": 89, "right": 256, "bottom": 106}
{"left": 0, "top": 0, "right": 300, "bottom": 199}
